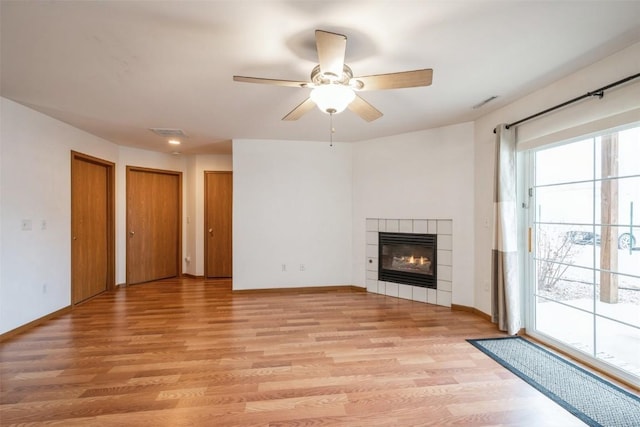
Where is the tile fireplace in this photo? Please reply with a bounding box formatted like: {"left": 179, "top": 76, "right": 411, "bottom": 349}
{"left": 366, "top": 218, "right": 452, "bottom": 307}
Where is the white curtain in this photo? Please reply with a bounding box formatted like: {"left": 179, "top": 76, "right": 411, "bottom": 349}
{"left": 492, "top": 124, "right": 521, "bottom": 335}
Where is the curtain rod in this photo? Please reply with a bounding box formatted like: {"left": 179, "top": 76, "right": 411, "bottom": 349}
{"left": 493, "top": 72, "right": 640, "bottom": 134}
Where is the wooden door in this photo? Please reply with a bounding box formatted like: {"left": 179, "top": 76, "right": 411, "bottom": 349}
{"left": 127, "top": 167, "right": 182, "bottom": 285}
{"left": 71, "top": 152, "right": 115, "bottom": 304}
{"left": 205, "top": 171, "right": 232, "bottom": 278}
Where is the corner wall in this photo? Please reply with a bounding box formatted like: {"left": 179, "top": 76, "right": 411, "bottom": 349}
{"left": 351, "top": 122, "right": 476, "bottom": 307}
{"left": 232, "top": 139, "right": 353, "bottom": 290}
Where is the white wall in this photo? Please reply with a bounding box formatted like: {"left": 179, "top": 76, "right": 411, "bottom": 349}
{"left": 351, "top": 122, "right": 476, "bottom": 307}
{"left": 0, "top": 97, "right": 198, "bottom": 334}
{"left": 473, "top": 42, "right": 640, "bottom": 315}
{"left": 0, "top": 98, "right": 118, "bottom": 333}
{"left": 185, "top": 155, "right": 198, "bottom": 276}
{"left": 232, "top": 139, "right": 353, "bottom": 289}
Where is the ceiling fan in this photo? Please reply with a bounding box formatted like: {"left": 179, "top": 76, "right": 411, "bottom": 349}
{"left": 233, "top": 30, "right": 433, "bottom": 122}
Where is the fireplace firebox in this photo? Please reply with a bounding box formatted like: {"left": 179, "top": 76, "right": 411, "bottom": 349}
{"left": 378, "top": 232, "right": 437, "bottom": 288}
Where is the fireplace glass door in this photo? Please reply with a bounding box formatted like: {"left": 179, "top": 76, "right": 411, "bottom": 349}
{"left": 379, "top": 232, "right": 436, "bottom": 288}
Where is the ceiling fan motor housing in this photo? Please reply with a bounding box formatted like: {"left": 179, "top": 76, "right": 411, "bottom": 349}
{"left": 311, "top": 64, "right": 361, "bottom": 89}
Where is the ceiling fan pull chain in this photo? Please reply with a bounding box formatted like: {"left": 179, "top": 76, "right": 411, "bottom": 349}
{"left": 329, "top": 111, "right": 334, "bottom": 147}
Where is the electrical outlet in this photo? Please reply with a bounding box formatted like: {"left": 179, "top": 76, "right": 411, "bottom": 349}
{"left": 21, "top": 219, "right": 32, "bottom": 231}
{"left": 300, "top": 264, "right": 305, "bottom": 271}
{"left": 282, "top": 264, "right": 287, "bottom": 272}
{"left": 42, "top": 283, "right": 47, "bottom": 293}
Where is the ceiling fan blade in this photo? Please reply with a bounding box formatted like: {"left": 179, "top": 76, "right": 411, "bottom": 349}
{"left": 233, "top": 75, "right": 309, "bottom": 88}
{"left": 282, "top": 97, "right": 316, "bottom": 121}
{"left": 354, "top": 69, "right": 433, "bottom": 91}
{"left": 315, "top": 30, "right": 346, "bottom": 79}
{"left": 348, "top": 95, "right": 383, "bottom": 122}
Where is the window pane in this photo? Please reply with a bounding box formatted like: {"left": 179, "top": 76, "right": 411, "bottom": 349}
{"left": 536, "top": 138, "right": 594, "bottom": 186}
{"left": 606, "top": 127, "right": 640, "bottom": 178}
{"left": 536, "top": 263, "right": 595, "bottom": 311}
{"left": 617, "top": 176, "right": 640, "bottom": 226}
{"left": 591, "top": 225, "right": 640, "bottom": 273}
{"left": 536, "top": 182, "right": 593, "bottom": 224}
{"left": 595, "top": 317, "right": 640, "bottom": 377}
{"left": 536, "top": 223, "right": 594, "bottom": 270}
{"left": 595, "top": 176, "right": 640, "bottom": 226}
{"left": 535, "top": 299, "right": 594, "bottom": 355}
{"left": 595, "top": 273, "right": 640, "bottom": 326}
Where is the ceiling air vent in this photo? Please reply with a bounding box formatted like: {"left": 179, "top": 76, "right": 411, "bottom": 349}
{"left": 472, "top": 96, "right": 499, "bottom": 109}
{"left": 149, "top": 128, "right": 187, "bottom": 138}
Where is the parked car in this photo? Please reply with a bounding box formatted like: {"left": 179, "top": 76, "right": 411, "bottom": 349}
{"left": 567, "top": 231, "right": 600, "bottom": 246}
{"left": 566, "top": 231, "right": 635, "bottom": 249}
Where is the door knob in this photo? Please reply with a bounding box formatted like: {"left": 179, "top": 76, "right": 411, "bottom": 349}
{"left": 73, "top": 236, "right": 77, "bottom": 240}
{"left": 208, "top": 228, "right": 213, "bottom": 236}
{"left": 129, "top": 231, "right": 135, "bottom": 236}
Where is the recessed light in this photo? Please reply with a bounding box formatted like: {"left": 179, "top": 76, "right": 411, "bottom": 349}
{"left": 168, "top": 139, "right": 181, "bottom": 145}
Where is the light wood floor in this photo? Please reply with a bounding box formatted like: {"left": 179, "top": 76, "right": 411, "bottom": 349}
{"left": 0, "top": 278, "right": 587, "bottom": 426}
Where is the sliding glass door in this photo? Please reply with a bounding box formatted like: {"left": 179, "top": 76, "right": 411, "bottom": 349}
{"left": 528, "top": 123, "right": 640, "bottom": 384}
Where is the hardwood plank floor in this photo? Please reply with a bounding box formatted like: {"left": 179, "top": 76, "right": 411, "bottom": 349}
{"left": 0, "top": 278, "right": 587, "bottom": 426}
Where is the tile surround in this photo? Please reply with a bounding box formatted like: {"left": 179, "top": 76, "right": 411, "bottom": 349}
{"left": 366, "top": 218, "right": 453, "bottom": 307}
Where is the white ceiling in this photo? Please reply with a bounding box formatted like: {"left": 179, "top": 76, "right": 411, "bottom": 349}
{"left": 2, "top": 1, "right": 639, "bottom": 155}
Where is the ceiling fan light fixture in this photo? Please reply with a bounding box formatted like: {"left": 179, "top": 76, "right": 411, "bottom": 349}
{"left": 310, "top": 84, "right": 355, "bottom": 114}
{"left": 233, "top": 30, "right": 432, "bottom": 122}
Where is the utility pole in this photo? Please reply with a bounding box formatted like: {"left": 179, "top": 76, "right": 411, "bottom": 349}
{"left": 600, "top": 133, "right": 619, "bottom": 303}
